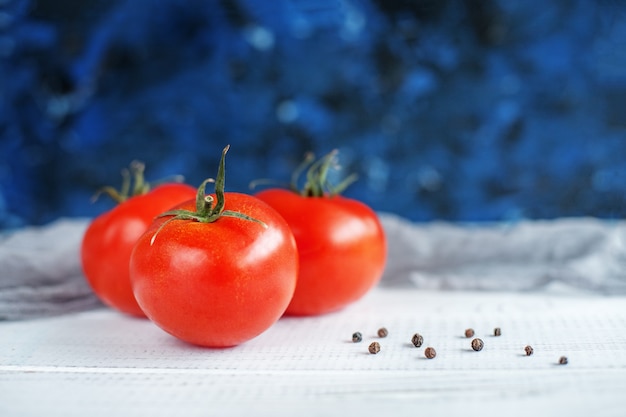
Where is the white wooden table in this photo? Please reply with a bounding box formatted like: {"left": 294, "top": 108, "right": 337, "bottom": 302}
{"left": 1, "top": 288, "right": 625, "bottom": 416}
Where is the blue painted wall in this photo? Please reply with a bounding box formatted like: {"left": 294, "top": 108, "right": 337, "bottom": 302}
{"left": 2, "top": 0, "right": 626, "bottom": 228}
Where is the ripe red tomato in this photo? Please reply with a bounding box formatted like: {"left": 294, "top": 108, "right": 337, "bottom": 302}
{"left": 81, "top": 166, "right": 196, "bottom": 317}
{"left": 255, "top": 189, "right": 386, "bottom": 316}
{"left": 254, "top": 151, "right": 387, "bottom": 316}
{"left": 129, "top": 148, "right": 298, "bottom": 347}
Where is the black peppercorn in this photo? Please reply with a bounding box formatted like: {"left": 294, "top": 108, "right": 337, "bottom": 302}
{"left": 411, "top": 333, "right": 424, "bottom": 348}
{"left": 424, "top": 347, "right": 436, "bottom": 359}
{"left": 524, "top": 345, "right": 534, "bottom": 356}
{"left": 464, "top": 328, "right": 475, "bottom": 338}
{"left": 494, "top": 327, "right": 501, "bottom": 336}
{"left": 377, "top": 327, "right": 388, "bottom": 338}
{"left": 369, "top": 342, "right": 381, "bottom": 354}
{"left": 471, "top": 338, "right": 484, "bottom": 351}
{"left": 352, "top": 332, "right": 362, "bottom": 343}
{"left": 558, "top": 356, "right": 568, "bottom": 365}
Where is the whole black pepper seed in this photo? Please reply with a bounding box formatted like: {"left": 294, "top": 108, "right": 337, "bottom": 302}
{"left": 369, "top": 342, "right": 381, "bottom": 354}
{"left": 464, "top": 328, "right": 475, "bottom": 338}
{"left": 558, "top": 356, "right": 568, "bottom": 365}
{"left": 352, "top": 332, "right": 362, "bottom": 343}
{"left": 424, "top": 347, "right": 437, "bottom": 359}
{"left": 524, "top": 345, "right": 534, "bottom": 356}
{"left": 471, "top": 338, "right": 484, "bottom": 351}
{"left": 494, "top": 327, "right": 502, "bottom": 336}
{"left": 411, "top": 333, "right": 424, "bottom": 348}
{"left": 377, "top": 327, "right": 388, "bottom": 338}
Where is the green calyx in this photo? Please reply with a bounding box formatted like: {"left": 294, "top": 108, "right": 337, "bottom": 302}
{"left": 92, "top": 160, "right": 184, "bottom": 204}
{"left": 150, "top": 145, "right": 266, "bottom": 245}
{"left": 291, "top": 150, "right": 357, "bottom": 197}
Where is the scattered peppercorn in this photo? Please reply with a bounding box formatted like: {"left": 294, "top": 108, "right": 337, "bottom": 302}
{"left": 369, "top": 342, "right": 381, "bottom": 354}
{"left": 494, "top": 327, "right": 501, "bottom": 336}
{"left": 377, "top": 327, "right": 388, "bottom": 338}
{"left": 558, "top": 356, "right": 568, "bottom": 365}
{"left": 424, "top": 347, "right": 437, "bottom": 359}
{"left": 471, "top": 338, "right": 484, "bottom": 351}
{"left": 352, "top": 332, "right": 362, "bottom": 343}
{"left": 411, "top": 333, "right": 424, "bottom": 348}
{"left": 464, "top": 328, "right": 475, "bottom": 338}
{"left": 524, "top": 345, "right": 534, "bottom": 356}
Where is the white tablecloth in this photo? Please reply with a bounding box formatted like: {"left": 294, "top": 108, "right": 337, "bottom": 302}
{"left": 1, "top": 288, "right": 625, "bottom": 417}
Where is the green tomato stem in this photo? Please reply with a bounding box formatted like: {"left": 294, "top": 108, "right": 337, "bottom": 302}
{"left": 130, "top": 161, "right": 149, "bottom": 196}
{"left": 91, "top": 160, "right": 183, "bottom": 204}
{"left": 150, "top": 145, "right": 267, "bottom": 246}
{"left": 290, "top": 152, "right": 315, "bottom": 192}
{"left": 292, "top": 149, "right": 358, "bottom": 198}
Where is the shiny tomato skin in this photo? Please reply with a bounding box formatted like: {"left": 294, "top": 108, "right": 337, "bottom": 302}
{"left": 129, "top": 192, "right": 298, "bottom": 347}
{"left": 80, "top": 183, "right": 196, "bottom": 317}
{"left": 255, "top": 189, "right": 387, "bottom": 316}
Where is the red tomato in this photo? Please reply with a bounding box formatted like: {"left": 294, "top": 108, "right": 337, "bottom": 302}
{"left": 255, "top": 188, "right": 387, "bottom": 316}
{"left": 129, "top": 147, "right": 298, "bottom": 347}
{"left": 129, "top": 192, "right": 298, "bottom": 347}
{"left": 81, "top": 183, "right": 196, "bottom": 317}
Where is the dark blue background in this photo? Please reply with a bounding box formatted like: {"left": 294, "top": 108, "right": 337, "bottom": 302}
{"left": 2, "top": 0, "right": 626, "bottom": 228}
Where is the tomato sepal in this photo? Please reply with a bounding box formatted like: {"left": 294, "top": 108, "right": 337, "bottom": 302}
{"left": 150, "top": 145, "right": 267, "bottom": 245}
{"left": 292, "top": 149, "right": 358, "bottom": 197}
{"left": 91, "top": 160, "right": 185, "bottom": 204}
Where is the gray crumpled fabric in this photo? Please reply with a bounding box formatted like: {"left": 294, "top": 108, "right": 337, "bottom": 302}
{"left": 1, "top": 214, "right": 626, "bottom": 321}
{"left": 0, "top": 219, "right": 102, "bottom": 321}
{"left": 379, "top": 213, "right": 626, "bottom": 294}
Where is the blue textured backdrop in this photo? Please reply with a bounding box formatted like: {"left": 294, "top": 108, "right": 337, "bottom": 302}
{"left": 2, "top": 0, "right": 626, "bottom": 228}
